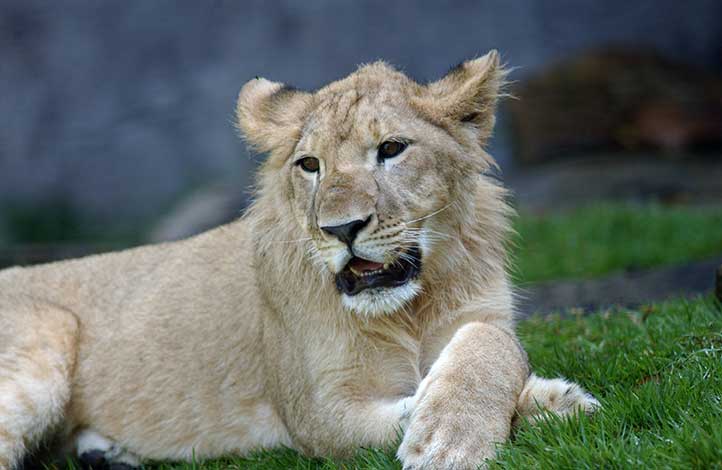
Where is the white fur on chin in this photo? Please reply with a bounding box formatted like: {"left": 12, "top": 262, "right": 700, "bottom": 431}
{"left": 341, "top": 281, "right": 422, "bottom": 317}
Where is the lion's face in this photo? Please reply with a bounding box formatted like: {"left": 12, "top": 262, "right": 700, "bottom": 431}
{"left": 287, "top": 89, "right": 461, "bottom": 316}
{"left": 237, "top": 52, "right": 504, "bottom": 316}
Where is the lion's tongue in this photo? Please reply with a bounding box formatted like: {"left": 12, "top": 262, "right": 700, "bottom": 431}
{"left": 349, "top": 257, "right": 385, "bottom": 275}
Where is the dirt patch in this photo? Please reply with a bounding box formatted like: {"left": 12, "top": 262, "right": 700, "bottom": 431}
{"left": 518, "top": 255, "right": 722, "bottom": 317}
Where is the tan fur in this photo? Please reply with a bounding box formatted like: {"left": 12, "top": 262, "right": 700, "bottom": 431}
{"left": 0, "top": 51, "right": 598, "bottom": 469}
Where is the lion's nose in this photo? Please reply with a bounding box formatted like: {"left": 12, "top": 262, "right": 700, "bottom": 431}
{"left": 321, "top": 217, "right": 371, "bottom": 246}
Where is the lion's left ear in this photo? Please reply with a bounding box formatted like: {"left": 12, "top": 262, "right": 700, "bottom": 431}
{"left": 236, "top": 78, "right": 313, "bottom": 154}
{"left": 417, "top": 50, "right": 506, "bottom": 144}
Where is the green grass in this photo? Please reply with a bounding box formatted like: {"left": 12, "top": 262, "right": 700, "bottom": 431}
{"left": 58, "top": 297, "right": 719, "bottom": 470}
{"left": 493, "top": 297, "right": 722, "bottom": 469}
{"left": 513, "top": 203, "right": 722, "bottom": 284}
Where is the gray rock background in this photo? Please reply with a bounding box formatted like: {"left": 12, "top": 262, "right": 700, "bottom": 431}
{"left": 1, "top": 0, "right": 721, "bottom": 230}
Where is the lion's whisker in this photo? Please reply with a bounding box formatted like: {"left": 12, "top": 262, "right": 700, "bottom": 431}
{"left": 396, "top": 252, "right": 420, "bottom": 269}
{"left": 403, "top": 201, "right": 456, "bottom": 225}
{"left": 270, "top": 237, "right": 313, "bottom": 244}
{"left": 404, "top": 227, "right": 454, "bottom": 239}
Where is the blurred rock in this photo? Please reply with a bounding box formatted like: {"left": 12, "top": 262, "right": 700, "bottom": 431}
{"left": 148, "top": 184, "right": 246, "bottom": 242}
{"left": 507, "top": 154, "right": 722, "bottom": 211}
{"left": 508, "top": 48, "right": 722, "bottom": 164}
{"left": 518, "top": 255, "right": 722, "bottom": 317}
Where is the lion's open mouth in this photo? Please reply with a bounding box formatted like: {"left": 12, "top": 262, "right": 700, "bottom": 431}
{"left": 335, "top": 245, "right": 421, "bottom": 296}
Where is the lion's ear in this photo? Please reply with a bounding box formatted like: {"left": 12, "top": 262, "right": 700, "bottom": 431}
{"left": 420, "top": 50, "right": 506, "bottom": 143}
{"left": 236, "top": 78, "right": 312, "bottom": 154}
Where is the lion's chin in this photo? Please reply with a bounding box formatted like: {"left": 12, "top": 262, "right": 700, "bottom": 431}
{"left": 341, "top": 281, "right": 422, "bottom": 317}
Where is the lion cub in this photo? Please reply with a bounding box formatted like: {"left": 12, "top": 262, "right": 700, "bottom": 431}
{"left": 0, "top": 50, "right": 598, "bottom": 469}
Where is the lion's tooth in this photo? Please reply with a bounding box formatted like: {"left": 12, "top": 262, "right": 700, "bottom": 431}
{"left": 383, "top": 263, "right": 389, "bottom": 270}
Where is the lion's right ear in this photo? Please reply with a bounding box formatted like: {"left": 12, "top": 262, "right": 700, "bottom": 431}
{"left": 417, "top": 50, "right": 506, "bottom": 145}
{"left": 235, "top": 78, "right": 312, "bottom": 154}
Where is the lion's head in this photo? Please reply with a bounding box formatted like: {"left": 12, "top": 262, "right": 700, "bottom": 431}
{"left": 237, "top": 51, "right": 507, "bottom": 317}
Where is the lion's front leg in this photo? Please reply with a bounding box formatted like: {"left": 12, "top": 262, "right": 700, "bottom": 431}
{"left": 398, "top": 322, "right": 528, "bottom": 470}
{"left": 289, "top": 392, "right": 418, "bottom": 458}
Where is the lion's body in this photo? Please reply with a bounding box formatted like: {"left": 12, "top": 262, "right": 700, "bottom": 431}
{"left": 0, "top": 224, "right": 289, "bottom": 463}
{"left": 0, "top": 182, "right": 513, "bottom": 464}
{"left": 0, "top": 52, "right": 598, "bottom": 469}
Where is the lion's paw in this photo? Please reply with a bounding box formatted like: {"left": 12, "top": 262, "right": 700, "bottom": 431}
{"left": 76, "top": 429, "right": 141, "bottom": 470}
{"left": 398, "top": 407, "right": 496, "bottom": 469}
{"left": 516, "top": 374, "right": 600, "bottom": 424}
{"left": 397, "top": 380, "right": 496, "bottom": 470}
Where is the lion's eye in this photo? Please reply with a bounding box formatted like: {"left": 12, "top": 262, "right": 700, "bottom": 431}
{"left": 296, "top": 156, "right": 320, "bottom": 173}
{"left": 377, "top": 141, "right": 407, "bottom": 161}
